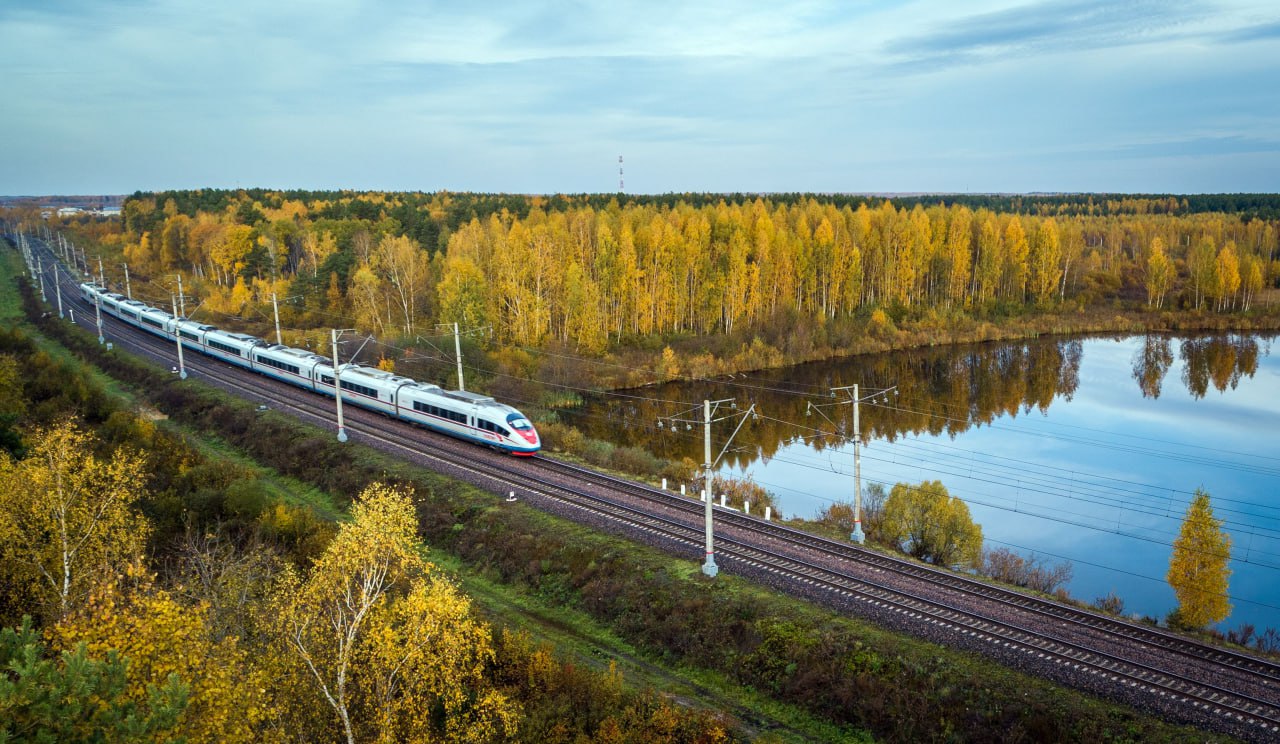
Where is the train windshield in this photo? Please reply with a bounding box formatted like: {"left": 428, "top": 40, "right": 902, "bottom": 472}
{"left": 507, "top": 416, "right": 533, "bottom": 430}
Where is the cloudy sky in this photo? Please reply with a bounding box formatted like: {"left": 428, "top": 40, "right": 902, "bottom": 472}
{"left": 3, "top": 0, "right": 1278, "bottom": 195}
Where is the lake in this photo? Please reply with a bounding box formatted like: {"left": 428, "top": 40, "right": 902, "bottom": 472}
{"left": 562, "top": 333, "right": 1280, "bottom": 631}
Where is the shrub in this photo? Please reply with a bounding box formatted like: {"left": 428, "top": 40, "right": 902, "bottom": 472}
{"left": 882, "top": 481, "right": 982, "bottom": 568}
{"left": 710, "top": 475, "right": 776, "bottom": 513}
{"left": 581, "top": 439, "right": 615, "bottom": 467}
{"left": 982, "top": 548, "right": 1074, "bottom": 594}
{"left": 224, "top": 479, "right": 271, "bottom": 519}
{"left": 1092, "top": 592, "right": 1126, "bottom": 616}
{"left": 868, "top": 309, "right": 897, "bottom": 341}
{"left": 609, "top": 445, "right": 663, "bottom": 478}
{"left": 660, "top": 456, "right": 699, "bottom": 485}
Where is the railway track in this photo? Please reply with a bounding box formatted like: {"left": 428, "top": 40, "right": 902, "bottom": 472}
{"left": 536, "top": 456, "right": 1280, "bottom": 684}
{"left": 17, "top": 234, "right": 1280, "bottom": 741}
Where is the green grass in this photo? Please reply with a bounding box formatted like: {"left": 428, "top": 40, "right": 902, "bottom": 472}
{"left": 0, "top": 249, "right": 31, "bottom": 321}
{"left": 169, "top": 418, "right": 346, "bottom": 520}
{"left": 433, "top": 549, "right": 869, "bottom": 744}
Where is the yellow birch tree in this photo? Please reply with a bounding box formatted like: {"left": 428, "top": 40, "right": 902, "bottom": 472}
{"left": 273, "top": 483, "right": 514, "bottom": 743}
{"left": 1167, "top": 489, "right": 1232, "bottom": 629}
{"left": 1146, "top": 236, "right": 1173, "bottom": 309}
{"left": 0, "top": 421, "right": 148, "bottom": 621}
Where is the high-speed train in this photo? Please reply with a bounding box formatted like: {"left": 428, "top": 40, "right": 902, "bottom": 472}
{"left": 78, "top": 282, "right": 540, "bottom": 455}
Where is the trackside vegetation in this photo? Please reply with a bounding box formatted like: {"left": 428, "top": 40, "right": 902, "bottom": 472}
{"left": 0, "top": 239, "right": 1233, "bottom": 741}
{"left": 0, "top": 250, "right": 743, "bottom": 743}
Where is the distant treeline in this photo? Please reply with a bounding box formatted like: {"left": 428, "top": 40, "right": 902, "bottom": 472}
{"left": 130, "top": 188, "right": 1280, "bottom": 228}
{"left": 1, "top": 194, "right": 124, "bottom": 209}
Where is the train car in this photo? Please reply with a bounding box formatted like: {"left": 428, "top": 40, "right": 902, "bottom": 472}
{"left": 79, "top": 282, "right": 102, "bottom": 303}
{"left": 251, "top": 344, "right": 327, "bottom": 390}
{"left": 173, "top": 319, "right": 215, "bottom": 352}
{"left": 112, "top": 299, "right": 150, "bottom": 328}
{"left": 136, "top": 306, "right": 174, "bottom": 337}
{"left": 398, "top": 385, "right": 540, "bottom": 455}
{"left": 79, "top": 283, "right": 124, "bottom": 317}
{"left": 81, "top": 283, "right": 124, "bottom": 321}
{"left": 313, "top": 364, "right": 406, "bottom": 416}
{"left": 202, "top": 329, "right": 261, "bottom": 369}
{"left": 397, "top": 382, "right": 474, "bottom": 442}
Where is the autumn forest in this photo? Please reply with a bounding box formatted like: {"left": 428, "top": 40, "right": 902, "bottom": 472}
{"left": 76, "top": 191, "right": 1278, "bottom": 368}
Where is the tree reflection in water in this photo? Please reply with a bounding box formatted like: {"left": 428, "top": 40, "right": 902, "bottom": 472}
{"left": 1177, "top": 335, "right": 1261, "bottom": 399}
{"left": 567, "top": 334, "right": 1271, "bottom": 470}
{"left": 1132, "top": 334, "right": 1263, "bottom": 400}
{"left": 568, "top": 337, "right": 1088, "bottom": 468}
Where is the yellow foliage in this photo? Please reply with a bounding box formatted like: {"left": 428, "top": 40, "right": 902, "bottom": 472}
{"left": 868, "top": 308, "right": 896, "bottom": 341}
{"left": 1167, "top": 489, "right": 1232, "bottom": 628}
{"left": 358, "top": 577, "right": 518, "bottom": 742}
{"left": 200, "top": 283, "right": 236, "bottom": 316}
{"left": 272, "top": 482, "right": 516, "bottom": 743}
{"left": 228, "top": 277, "right": 254, "bottom": 315}
{"left": 0, "top": 420, "right": 148, "bottom": 621}
{"left": 657, "top": 346, "right": 680, "bottom": 380}
{"left": 881, "top": 480, "right": 983, "bottom": 568}
{"left": 52, "top": 564, "right": 279, "bottom": 743}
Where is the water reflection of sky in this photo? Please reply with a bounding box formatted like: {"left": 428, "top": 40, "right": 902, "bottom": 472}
{"left": 719, "top": 335, "right": 1280, "bottom": 631}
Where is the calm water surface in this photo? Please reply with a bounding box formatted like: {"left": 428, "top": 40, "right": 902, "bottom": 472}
{"left": 564, "top": 334, "right": 1280, "bottom": 631}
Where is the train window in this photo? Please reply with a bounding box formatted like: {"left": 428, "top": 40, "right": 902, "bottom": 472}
{"left": 257, "top": 357, "right": 300, "bottom": 375}
{"left": 320, "top": 374, "right": 334, "bottom": 385}
{"left": 478, "top": 420, "right": 510, "bottom": 437}
{"left": 208, "top": 340, "right": 243, "bottom": 356}
{"left": 340, "top": 380, "right": 379, "bottom": 398}
{"left": 508, "top": 417, "right": 532, "bottom": 430}
{"left": 412, "top": 401, "right": 464, "bottom": 423}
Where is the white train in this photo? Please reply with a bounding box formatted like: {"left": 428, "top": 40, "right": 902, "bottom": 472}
{"left": 79, "top": 282, "right": 540, "bottom": 455}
